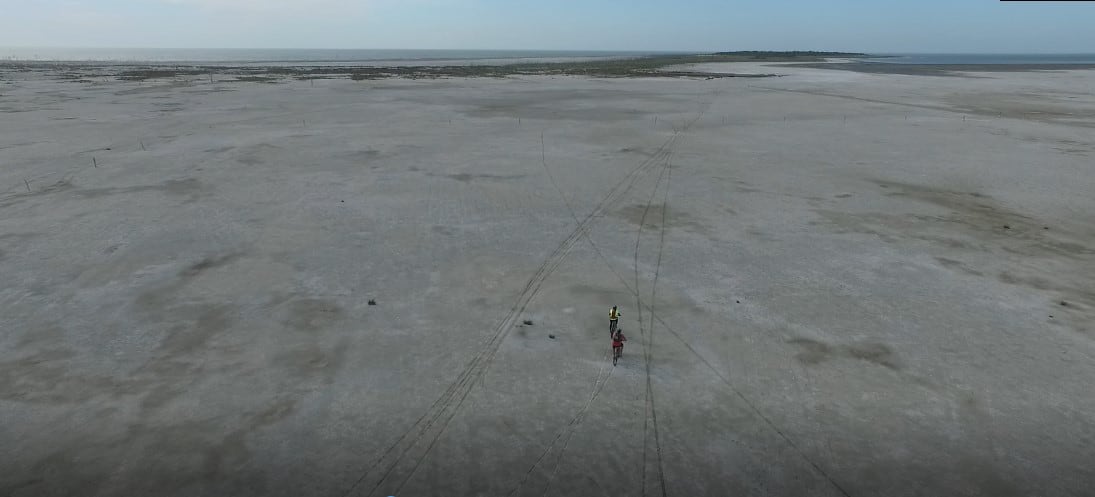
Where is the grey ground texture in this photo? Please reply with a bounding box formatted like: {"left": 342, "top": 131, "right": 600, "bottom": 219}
{"left": 1, "top": 61, "right": 1094, "bottom": 497}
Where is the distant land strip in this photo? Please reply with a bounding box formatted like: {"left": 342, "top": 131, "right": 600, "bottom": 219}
{"left": 1, "top": 51, "right": 875, "bottom": 81}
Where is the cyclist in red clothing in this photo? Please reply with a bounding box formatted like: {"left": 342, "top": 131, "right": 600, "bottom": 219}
{"left": 612, "top": 329, "right": 627, "bottom": 366}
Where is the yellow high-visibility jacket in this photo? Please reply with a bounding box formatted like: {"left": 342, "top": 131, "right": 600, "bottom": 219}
{"left": 609, "top": 308, "right": 621, "bottom": 321}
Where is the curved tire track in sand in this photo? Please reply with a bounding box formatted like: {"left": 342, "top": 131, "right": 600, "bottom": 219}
{"left": 340, "top": 124, "right": 688, "bottom": 497}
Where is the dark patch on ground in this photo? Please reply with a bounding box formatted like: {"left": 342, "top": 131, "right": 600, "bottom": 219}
{"left": 943, "top": 92, "right": 1095, "bottom": 128}
{"left": 0, "top": 347, "right": 118, "bottom": 404}
{"left": 813, "top": 181, "right": 1095, "bottom": 333}
{"left": 282, "top": 298, "right": 343, "bottom": 332}
{"left": 433, "top": 172, "right": 527, "bottom": 183}
{"left": 0, "top": 232, "right": 43, "bottom": 251}
{"left": 345, "top": 149, "right": 382, "bottom": 162}
{"left": 432, "top": 225, "right": 458, "bottom": 236}
{"left": 0, "top": 179, "right": 78, "bottom": 208}
{"left": 813, "top": 180, "right": 1093, "bottom": 260}
{"left": 998, "top": 271, "right": 1095, "bottom": 327}
{"left": 935, "top": 257, "right": 984, "bottom": 277}
{"left": 6, "top": 394, "right": 296, "bottom": 496}
{"left": 998, "top": 271, "right": 1055, "bottom": 292}
{"left": 233, "top": 143, "right": 283, "bottom": 166}
{"left": 788, "top": 337, "right": 901, "bottom": 370}
{"left": 787, "top": 337, "right": 831, "bottom": 365}
{"left": 181, "top": 252, "right": 246, "bottom": 279}
{"left": 613, "top": 203, "right": 714, "bottom": 237}
{"left": 76, "top": 178, "right": 210, "bottom": 203}
{"left": 3, "top": 178, "right": 210, "bottom": 208}
{"left": 876, "top": 180, "right": 1094, "bottom": 259}
{"left": 155, "top": 305, "right": 236, "bottom": 356}
{"left": 271, "top": 342, "right": 347, "bottom": 384}
{"left": 233, "top": 76, "right": 282, "bottom": 84}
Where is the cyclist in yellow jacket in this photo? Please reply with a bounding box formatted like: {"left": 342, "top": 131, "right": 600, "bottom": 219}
{"left": 609, "top": 306, "right": 622, "bottom": 336}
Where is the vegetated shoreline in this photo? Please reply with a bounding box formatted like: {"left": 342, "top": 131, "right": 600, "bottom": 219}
{"left": 0, "top": 51, "right": 871, "bottom": 82}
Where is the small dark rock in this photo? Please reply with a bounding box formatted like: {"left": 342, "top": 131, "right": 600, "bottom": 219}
{"left": 368, "top": 299, "right": 377, "bottom": 306}
{"left": 736, "top": 300, "right": 741, "bottom": 304}
{"left": 341, "top": 200, "right": 345, "bottom": 203}
{"left": 1060, "top": 301, "right": 1068, "bottom": 307}
{"left": 1043, "top": 226, "right": 1049, "bottom": 230}
{"left": 549, "top": 334, "right": 556, "bottom": 340}
{"left": 1003, "top": 225, "right": 1011, "bottom": 230}
{"left": 1049, "top": 315, "right": 1054, "bottom": 319}
{"left": 523, "top": 320, "right": 534, "bottom": 326}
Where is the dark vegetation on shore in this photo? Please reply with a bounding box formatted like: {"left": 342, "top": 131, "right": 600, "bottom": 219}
{"left": 712, "top": 51, "right": 868, "bottom": 60}
{"left": 0, "top": 51, "right": 874, "bottom": 82}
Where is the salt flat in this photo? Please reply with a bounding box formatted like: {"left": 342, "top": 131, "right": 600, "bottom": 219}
{"left": 1, "top": 62, "right": 1093, "bottom": 497}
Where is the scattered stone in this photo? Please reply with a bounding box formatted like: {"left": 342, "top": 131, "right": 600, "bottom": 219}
{"left": 1003, "top": 225, "right": 1011, "bottom": 230}
{"left": 736, "top": 300, "right": 741, "bottom": 304}
{"left": 549, "top": 334, "right": 556, "bottom": 340}
{"left": 1049, "top": 315, "right": 1054, "bottom": 319}
{"left": 523, "top": 319, "right": 534, "bottom": 326}
{"left": 1043, "top": 226, "right": 1049, "bottom": 230}
{"left": 1060, "top": 301, "right": 1068, "bottom": 307}
{"left": 368, "top": 299, "right": 377, "bottom": 306}
{"left": 341, "top": 200, "right": 345, "bottom": 203}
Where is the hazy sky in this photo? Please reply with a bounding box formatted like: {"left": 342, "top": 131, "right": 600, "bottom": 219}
{"left": 1, "top": 0, "right": 1093, "bottom": 52}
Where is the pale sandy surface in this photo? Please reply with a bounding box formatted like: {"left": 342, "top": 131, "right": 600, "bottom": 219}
{"left": 1, "top": 63, "right": 1094, "bottom": 497}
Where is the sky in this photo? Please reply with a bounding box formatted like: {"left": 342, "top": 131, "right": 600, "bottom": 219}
{"left": 0, "top": 0, "right": 1093, "bottom": 53}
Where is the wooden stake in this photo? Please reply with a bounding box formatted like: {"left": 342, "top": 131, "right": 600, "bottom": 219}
{"left": 24, "top": 179, "right": 30, "bottom": 192}
{"left": 93, "top": 157, "right": 97, "bottom": 168}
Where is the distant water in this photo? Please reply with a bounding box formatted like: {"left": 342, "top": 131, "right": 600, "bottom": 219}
{"left": 864, "top": 53, "right": 1095, "bottom": 65}
{"left": 0, "top": 47, "right": 669, "bottom": 67}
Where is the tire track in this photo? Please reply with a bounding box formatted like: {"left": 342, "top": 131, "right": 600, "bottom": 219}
{"left": 341, "top": 125, "right": 685, "bottom": 497}
{"left": 502, "top": 133, "right": 676, "bottom": 497}
{"left": 535, "top": 348, "right": 614, "bottom": 497}
{"left": 537, "top": 91, "right": 853, "bottom": 497}
{"left": 645, "top": 143, "right": 672, "bottom": 497}
{"left": 634, "top": 146, "right": 671, "bottom": 497}
{"left": 635, "top": 100, "right": 710, "bottom": 497}
{"left": 505, "top": 348, "right": 613, "bottom": 497}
